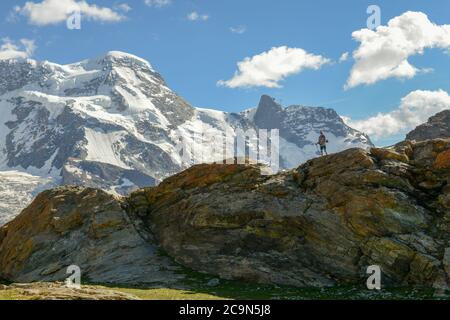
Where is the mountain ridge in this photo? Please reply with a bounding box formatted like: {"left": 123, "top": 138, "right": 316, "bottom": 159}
{"left": 407, "top": 110, "right": 450, "bottom": 141}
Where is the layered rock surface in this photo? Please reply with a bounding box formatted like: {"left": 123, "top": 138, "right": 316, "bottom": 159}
{"left": 1, "top": 139, "right": 449, "bottom": 289}
{"left": 0, "top": 187, "right": 183, "bottom": 285}
{"left": 407, "top": 110, "right": 450, "bottom": 141}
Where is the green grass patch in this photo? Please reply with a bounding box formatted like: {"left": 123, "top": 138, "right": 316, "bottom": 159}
{"left": 88, "top": 263, "right": 448, "bottom": 300}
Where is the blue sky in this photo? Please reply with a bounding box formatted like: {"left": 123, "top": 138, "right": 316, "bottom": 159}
{"left": 1, "top": 0, "right": 450, "bottom": 146}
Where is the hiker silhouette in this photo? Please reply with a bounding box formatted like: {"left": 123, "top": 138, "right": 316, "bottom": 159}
{"left": 316, "top": 131, "right": 328, "bottom": 156}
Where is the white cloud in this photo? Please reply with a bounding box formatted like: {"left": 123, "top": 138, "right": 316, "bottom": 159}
{"left": 346, "top": 11, "right": 450, "bottom": 89}
{"left": 339, "top": 52, "right": 349, "bottom": 62}
{"left": 187, "top": 11, "right": 209, "bottom": 22}
{"left": 230, "top": 25, "right": 246, "bottom": 34}
{"left": 16, "top": 0, "right": 124, "bottom": 26}
{"left": 344, "top": 90, "right": 450, "bottom": 139}
{"left": 144, "top": 0, "right": 171, "bottom": 8}
{"left": 0, "top": 38, "right": 36, "bottom": 60}
{"left": 218, "top": 46, "right": 330, "bottom": 88}
{"left": 115, "top": 3, "right": 132, "bottom": 12}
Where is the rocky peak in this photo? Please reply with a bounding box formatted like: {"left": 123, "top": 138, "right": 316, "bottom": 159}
{"left": 253, "top": 95, "right": 283, "bottom": 129}
{"left": 257, "top": 95, "right": 283, "bottom": 112}
{"left": 81, "top": 51, "right": 158, "bottom": 77}
{"left": 248, "top": 94, "right": 372, "bottom": 152}
{"left": 407, "top": 110, "right": 450, "bottom": 141}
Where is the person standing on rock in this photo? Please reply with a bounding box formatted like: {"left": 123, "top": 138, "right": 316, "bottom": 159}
{"left": 316, "top": 131, "right": 328, "bottom": 156}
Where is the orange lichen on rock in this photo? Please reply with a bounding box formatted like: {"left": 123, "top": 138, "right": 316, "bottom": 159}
{"left": 434, "top": 149, "right": 450, "bottom": 169}
{"left": 370, "top": 147, "right": 409, "bottom": 163}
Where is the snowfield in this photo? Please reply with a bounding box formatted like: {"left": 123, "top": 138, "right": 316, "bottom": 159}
{"left": 0, "top": 171, "right": 55, "bottom": 225}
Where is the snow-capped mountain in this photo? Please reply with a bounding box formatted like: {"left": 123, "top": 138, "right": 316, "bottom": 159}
{"left": 0, "top": 51, "right": 372, "bottom": 225}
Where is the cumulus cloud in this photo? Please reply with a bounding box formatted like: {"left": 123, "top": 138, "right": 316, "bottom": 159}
{"left": 346, "top": 11, "right": 450, "bottom": 89}
{"left": 187, "top": 11, "right": 209, "bottom": 21}
{"left": 144, "top": 0, "right": 171, "bottom": 8}
{"left": 230, "top": 25, "right": 247, "bottom": 34}
{"left": 218, "top": 46, "right": 330, "bottom": 88}
{"left": 16, "top": 0, "right": 124, "bottom": 26}
{"left": 0, "top": 38, "right": 36, "bottom": 60}
{"left": 344, "top": 90, "right": 450, "bottom": 139}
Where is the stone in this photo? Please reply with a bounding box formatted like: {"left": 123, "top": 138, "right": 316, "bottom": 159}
{"left": 371, "top": 147, "right": 409, "bottom": 163}
{"left": 0, "top": 187, "right": 183, "bottom": 286}
{"left": 207, "top": 279, "right": 220, "bottom": 287}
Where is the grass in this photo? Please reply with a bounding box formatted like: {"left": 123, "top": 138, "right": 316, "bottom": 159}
{"left": 0, "top": 289, "right": 22, "bottom": 300}
{"left": 87, "top": 265, "right": 448, "bottom": 300}
{"left": 109, "top": 284, "right": 445, "bottom": 301}
{"left": 110, "top": 287, "right": 227, "bottom": 300}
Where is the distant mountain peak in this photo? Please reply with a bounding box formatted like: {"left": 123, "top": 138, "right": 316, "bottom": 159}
{"left": 253, "top": 95, "right": 284, "bottom": 129}
{"left": 257, "top": 95, "right": 283, "bottom": 111}
{"left": 85, "top": 51, "right": 155, "bottom": 72}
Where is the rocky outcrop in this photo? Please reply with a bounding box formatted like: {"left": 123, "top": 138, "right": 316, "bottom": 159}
{"left": 135, "top": 139, "right": 450, "bottom": 288}
{"left": 0, "top": 187, "right": 183, "bottom": 285}
{"left": 407, "top": 110, "right": 450, "bottom": 141}
{"left": 0, "top": 139, "right": 449, "bottom": 289}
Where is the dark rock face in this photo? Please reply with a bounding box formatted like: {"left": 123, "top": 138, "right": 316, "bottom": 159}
{"left": 0, "top": 139, "right": 448, "bottom": 289}
{"left": 407, "top": 110, "right": 450, "bottom": 141}
{"left": 0, "top": 60, "right": 52, "bottom": 96}
{"left": 5, "top": 103, "right": 87, "bottom": 170}
{"left": 253, "top": 95, "right": 284, "bottom": 130}
{"left": 251, "top": 95, "right": 372, "bottom": 149}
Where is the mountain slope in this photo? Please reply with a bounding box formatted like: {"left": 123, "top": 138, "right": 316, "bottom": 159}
{"left": 0, "top": 171, "right": 55, "bottom": 225}
{"left": 0, "top": 51, "right": 372, "bottom": 225}
{"left": 407, "top": 110, "right": 450, "bottom": 141}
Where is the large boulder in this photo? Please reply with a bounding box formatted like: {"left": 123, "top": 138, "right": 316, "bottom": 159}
{"left": 137, "top": 140, "right": 449, "bottom": 288}
{"left": 0, "top": 187, "right": 182, "bottom": 285}
{"left": 0, "top": 139, "right": 449, "bottom": 289}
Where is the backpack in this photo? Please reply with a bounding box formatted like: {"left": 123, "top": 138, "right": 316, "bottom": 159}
{"left": 319, "top": 135, "right": 327, "bottom": 145}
